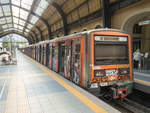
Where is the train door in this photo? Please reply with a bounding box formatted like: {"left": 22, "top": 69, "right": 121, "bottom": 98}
{"left": 58, "top": 42, "right": 65, "bottom": 75}
{"left": 31, "top": 47, "right": 33, "bottom": 57}
{"left": 52, "top": 43, "right": 58, "bottom": 72}
{"left": 32, "top": 46, "right": 34, "bottom": 58}
{"left": 39, "top": 45, "right": 41, "bottom": 63}
{"left": 64, "top": 40, "right": 71, "bottom": 79}
{"left": 36, "top": 46, "right": 39, "bottom": 61}
{"left": 49, "top": 43, "right": 53, "bottom": 69}
{"left": 35, "top": 46, "right": 36, "bottom": 60}
{"left": 41, "top": 45, "right": 43, "bottom": 64}
{"left": 42, "top": 44, "right": 46, "bottom": 65}
{"left": 71, "top": 39, "right": 81, "bottom": 85}
{"left": 34, "top": 46, "right": 35, "bottom": 59}
{"left": 46, "top": 44, "right": 49, "bottom": 67}
{"left": 42, "top": 45, "right": 45, "bottom": 65}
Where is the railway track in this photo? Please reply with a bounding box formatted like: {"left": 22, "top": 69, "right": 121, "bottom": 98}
{"left": 115, "top": 98, "right": 150, "bottom": 113}
{"left": 99, "top": 90, "right": 150, "bottom": 113}
{"left": 100, "top": 96, "right": 132, "bottom": 113}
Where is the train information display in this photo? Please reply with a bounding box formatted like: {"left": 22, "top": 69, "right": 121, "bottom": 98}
{"left": 94, "top": 36, "right": 127, "bottom": 42}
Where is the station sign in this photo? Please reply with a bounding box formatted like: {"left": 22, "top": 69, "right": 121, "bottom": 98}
{"left": 139, "top": 20, "right": 150, "bottom": 26}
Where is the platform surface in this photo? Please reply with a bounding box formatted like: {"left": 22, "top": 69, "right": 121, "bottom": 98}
{"left": 0, "top": 51, "right": 120, "bottom": 113}
{"left": 134, "top": 70, "right": 150, "bottom": 94}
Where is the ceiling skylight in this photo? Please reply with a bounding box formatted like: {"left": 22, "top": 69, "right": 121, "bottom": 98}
{"left": 0, "top": 0, "right": 9, "bottom": 4}
{"left": 14, "top": 24, "right": 18, "bottom": 28}
{"left": 0, "top": 18, "right": 6, "bottom": 24}
{"left": 34, "top": 0, "right": 49, "bottom": 16}
{"left": 29, "top": 15, "right": 39, "bottom": 24}
{"left": 27, "top": 24, "right": 33, "bottom": 29}
{"left": 6, "top": 17, "right": 12, "bottom": 23}
{"left": 20, "top": 9, "right": 28, "bottom": 20}
{"left": 2, "top": 25, "right": 8, "bottom": 29}
{"left": 2, "top": 5, "right": 11, "bottom": 16}
{"left": 0, "top": 7, "right": 4, "bottom": 16}
{"left": 12, "top": 6, "right": 19, "bottom": 17}
{"left": 0, "top": 0, "right": 50, "bottom": 34}
{"left": 12, "top": 0, "right": 20, "bottom": 6}
{"left": 19, "top": 20, "right": 26, "bottom": 26}
{"left": 8, "top": 24, "right": 13, "bottom": 28}
{"left": 13, "top": 17, "right": 19, "bottom": 24}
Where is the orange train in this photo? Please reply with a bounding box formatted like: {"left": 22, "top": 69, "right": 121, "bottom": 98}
{"left": 23, "top": 29, "right": 133, "bottom": 99}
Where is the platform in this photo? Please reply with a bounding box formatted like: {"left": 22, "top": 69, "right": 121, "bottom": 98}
{"left": 0, "top": 51, "right": 120, "bottom": 113}
{"left": 134, "top": 70, "right": 150, "bottom": 94}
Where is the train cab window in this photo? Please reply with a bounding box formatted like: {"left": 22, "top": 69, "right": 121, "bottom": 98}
{"left": 94, "top": 35, "right": 129, "bottom": 65}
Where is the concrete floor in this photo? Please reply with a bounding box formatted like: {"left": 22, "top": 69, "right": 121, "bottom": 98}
{"left": 0, "top": 51, "right": 120, "bottom": 113}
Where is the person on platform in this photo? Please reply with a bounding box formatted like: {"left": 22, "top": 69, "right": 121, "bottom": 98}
{"left": 133, "top": 49, "right": 143, "bottom": 69}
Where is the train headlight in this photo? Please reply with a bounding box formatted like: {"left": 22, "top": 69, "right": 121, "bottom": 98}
{"left": 119, "top": 68, "right": 129, "bottom": 75}
{"left": 94, "top": 70, "right": 105, "bottom": 77}
{"left": 90, "top": 83, "right": 98, "bottom": 88}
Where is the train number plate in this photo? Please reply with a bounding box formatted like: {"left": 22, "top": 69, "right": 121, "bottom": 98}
{"left": 106, "top": 69, "right": 118, "bottom": 76}
{"left": 100, "top": 82, "right": 108, "bottom": 86}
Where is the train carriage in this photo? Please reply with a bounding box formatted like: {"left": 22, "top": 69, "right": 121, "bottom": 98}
{"left": 24, "top": 29, "right": 133, "bottom": 99}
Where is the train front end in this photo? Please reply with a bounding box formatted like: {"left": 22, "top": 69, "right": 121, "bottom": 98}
{"left": 89, "top": 31, "right": 133, "bottom": 99}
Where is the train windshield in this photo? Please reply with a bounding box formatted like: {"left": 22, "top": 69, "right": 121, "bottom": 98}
{"left": 94, "top": 35, "right": 129, "bottom": 65}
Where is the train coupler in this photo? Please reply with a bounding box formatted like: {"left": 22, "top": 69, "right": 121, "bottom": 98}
{"left": 111, "top": 87, "right": 127, "bottom": 100}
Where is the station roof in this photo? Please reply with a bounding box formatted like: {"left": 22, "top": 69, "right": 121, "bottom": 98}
{"left": 0, "top": 0, "right": 49, "bottom": 35}
{"left": 0, "top": 0, "right": 141, "bottom": 44}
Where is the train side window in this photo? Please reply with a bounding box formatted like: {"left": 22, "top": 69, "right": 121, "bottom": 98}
{"left": 75, "top": 44, "right": 80, "bottom": 53}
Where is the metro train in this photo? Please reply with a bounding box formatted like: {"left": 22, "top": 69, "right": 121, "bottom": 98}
{"left": 22, "top": 29, "right": 133, "bottom": 99}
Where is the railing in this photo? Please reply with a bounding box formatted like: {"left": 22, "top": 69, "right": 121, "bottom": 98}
{"left": 134, "top": 57, "right": 150, "bottom": 73}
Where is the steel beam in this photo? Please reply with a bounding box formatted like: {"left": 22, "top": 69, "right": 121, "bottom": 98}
{"left": 40, "top": 17, "right": 52, "bottom": 40}
{"left": 29, "top": 34, "right": 36, "bottom": 44}
{"left": 28, "top": 36, "right": 34, "bottom": 44}
{"left": 66, "top": 0, "right": 140, "bottom": 29}
{"left": 23, "top": 0, "right": 37, "bottom": 33}
{"left": 9, "top": 0, "right": 14, "bottom": 28}
{"left": 66, "top": 0, "right": 88, "bottom": 16}
{"left": 52, "top": 2, "right": 68, "bottom": 35}
{"left": 29, "top": 34, "right": 35, "bottom": 44}
{"left": 0, "top": 22, "right": 32, "bottom": 32}
{"left": 102, "top": 0, "right": 111, "bottom": 28}
{"left": 110, "top": 0, "right": 140, "bottom": 14}
{"left": 27, "top": 37, "right": 32, "bottom": 44}
{"left": 36, "top": 26, "right": 44, "bottom": 41}
{"left": 0, "top": 30, "right": 27, "bottom": 38}
{"left": 31, "top": 30, "right": 39, "bottom": 43}
{"left": 0, "top": 31, "right": 30, "bottom": 43}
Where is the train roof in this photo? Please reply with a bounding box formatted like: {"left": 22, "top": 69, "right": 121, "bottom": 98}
{"left": 31, "top": 28, "right": 128, "bottom": 46}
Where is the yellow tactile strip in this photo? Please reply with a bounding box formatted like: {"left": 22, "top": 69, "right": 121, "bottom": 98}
{"left": 5, "top": 77, "right": 30, "bottom": 113}
{"left": 24, "top": 54, "right": 108, "bottom": 113}
{"left": 134, "top": 78, "right": 150, "bottom": 86}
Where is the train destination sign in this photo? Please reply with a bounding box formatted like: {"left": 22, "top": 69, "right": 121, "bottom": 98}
{"left": 94, "top": 36, "right": 127, "bottom": 42}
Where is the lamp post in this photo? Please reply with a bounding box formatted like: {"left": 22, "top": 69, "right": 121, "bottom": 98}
{"left": 9, "top": 34, "right": 13, "bottom": 57}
